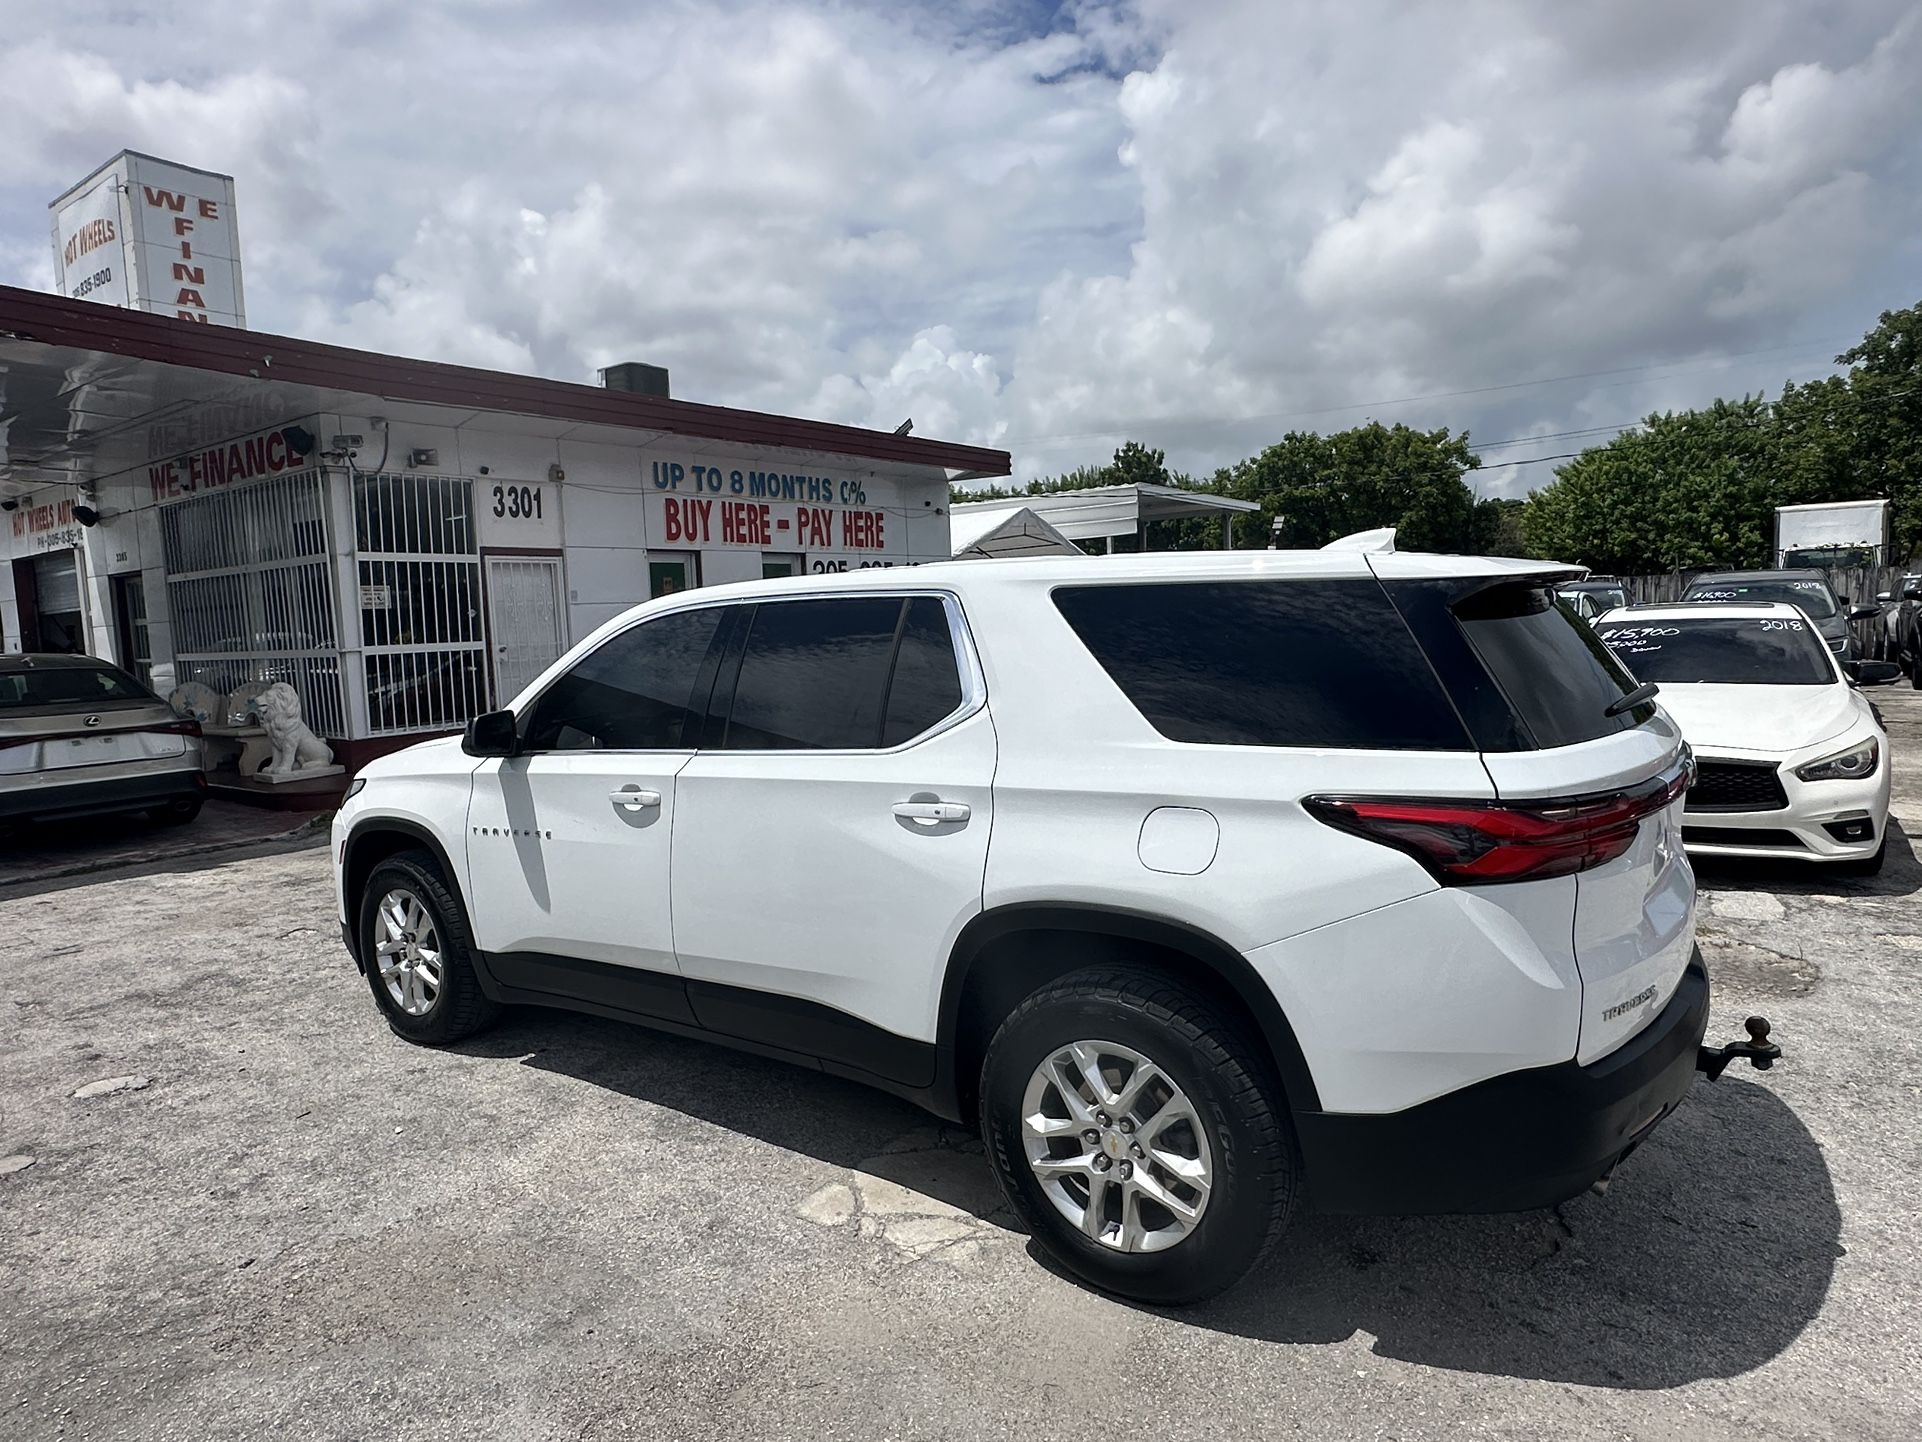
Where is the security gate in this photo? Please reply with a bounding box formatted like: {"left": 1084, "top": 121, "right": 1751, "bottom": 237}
{"left": 485, "top": 556, "right": 565, "bottom": 705}
{"left": 353, "top": 473, "right": 487, "bottom": 735}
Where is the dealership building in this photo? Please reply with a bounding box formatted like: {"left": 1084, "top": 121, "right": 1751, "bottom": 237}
{"left": 0, "top": 283, "right": 1008, "bottom": 769}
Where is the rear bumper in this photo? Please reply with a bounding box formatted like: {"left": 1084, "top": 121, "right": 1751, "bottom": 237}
{"left": 0, "top": 767, "right": 206, "bottom": 822}
{"left": 1296, "top": 949, "right": 1711, "bottom": 1214}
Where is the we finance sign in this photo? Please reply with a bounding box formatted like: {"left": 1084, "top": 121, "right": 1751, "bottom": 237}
{"left": 148, "top": 426, "right": 312, "bottom": 502}
{"left": 644, "top": 457, "right": 899, "bottom": 556}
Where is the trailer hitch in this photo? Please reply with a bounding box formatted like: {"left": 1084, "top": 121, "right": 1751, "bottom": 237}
{"left": 1697, "top": 1016, "right": 1780, "bottom": 1081}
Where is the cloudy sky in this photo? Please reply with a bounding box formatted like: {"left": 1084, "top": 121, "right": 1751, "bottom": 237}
{"left": 3, "top": 0, "right": 1918, "bottom": 493}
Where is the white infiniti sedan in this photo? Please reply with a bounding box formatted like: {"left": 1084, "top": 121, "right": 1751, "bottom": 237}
{"left": 1596, "top": 601, "right": 1896, "bottom": 874}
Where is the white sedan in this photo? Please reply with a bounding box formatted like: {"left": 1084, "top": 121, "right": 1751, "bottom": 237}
{"left": 1596, "top": 601, "right": 1896, "bottom": 874}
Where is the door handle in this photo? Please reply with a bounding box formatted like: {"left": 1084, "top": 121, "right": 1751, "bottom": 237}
{"left": 893, "top": 800, "right": 969, "bottom": 823}
{"left": 609, "top": 788, "right": 662, "bottom": 810}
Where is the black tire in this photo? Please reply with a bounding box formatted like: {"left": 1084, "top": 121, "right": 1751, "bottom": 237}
{"left": 979, "top": 967, "right": 1299, "bottom": 1305}
{"left": 357, "top": 849, "right": 500, "bottom": 1044}
{"left": 149, "top": 798, "right": 204, "bottom": 826}
{"left": 1836, "top": 836, "right": 1887, "bottom": 877}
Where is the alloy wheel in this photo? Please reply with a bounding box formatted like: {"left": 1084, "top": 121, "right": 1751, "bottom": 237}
{"left": 1021, "top": 1039, "right": 1213, "bottom": 1253}
{"left": 374, "top": 888, "right": 443, "bottom": 1017}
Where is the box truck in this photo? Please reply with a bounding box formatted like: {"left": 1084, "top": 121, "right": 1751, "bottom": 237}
{"left": 1775, "top": 499, "right": 1892, "bottom": 570}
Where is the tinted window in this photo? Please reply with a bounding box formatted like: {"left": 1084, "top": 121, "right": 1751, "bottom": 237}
{"left": 1597, "top": 618, "right": 1834, "bottom": 686}
{"left": 1051, "top": 580, "right": 1470, "bottom": 750}
{"left": 523, "top": 607, "right": 723, "bottom": 750}
{"left": 1682, "top": 578, "right": 1838, "bottom": 619}
{"left": 1456, "top": 584, "right": 1647, "bottom": 746}
{"left": 724, "top": 597, "right": 904, "bottom": 750}
{"left": 0, "top": 664, "right": 153, "bottom": 710}
{"left": 882, "top": 598, "right": 965, "bottom": 746}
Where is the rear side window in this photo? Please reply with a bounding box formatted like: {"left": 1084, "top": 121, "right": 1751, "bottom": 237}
{"left": 523, "top": 607, "right": 724, "bottom": 750}
{"left": 1051, "top": 580, "right": 1470, "bottom": 750}
{"left": 882, "top": 598, "right": 965, "bottom": 746}
{"left": 1455, "top": 584, "right": 1648, "bottom": 746}
{"left": 720, "top": 596, "right": 966, "bottom": 751}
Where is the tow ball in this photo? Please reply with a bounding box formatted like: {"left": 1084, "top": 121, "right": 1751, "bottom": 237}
{"left": 1697, "top": 1016, "right": 1781, "bottom": 1081}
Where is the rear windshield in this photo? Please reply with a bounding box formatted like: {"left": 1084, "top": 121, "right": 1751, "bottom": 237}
{"left": 1596, "top": 618, "right": 1834, "bottom": 686}
{"left": 1051, "top": 579, "right": 1471, "bottom": 750}
{"left": 1565, "top": 583, "right": 1628, "bottom": 609}
{"left": 1682, "top": 578, "right": 1837, "bottom": 619}
{"left": 0, "top": 664, "right": 154, "bottom": 709}
{"left": 1454, "top": 584, "right": 1649, "bottom": 746}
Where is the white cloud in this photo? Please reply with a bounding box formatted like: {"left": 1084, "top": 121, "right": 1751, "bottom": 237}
{"left": 3, "top": 0, "right": 1919, "bottom": 494}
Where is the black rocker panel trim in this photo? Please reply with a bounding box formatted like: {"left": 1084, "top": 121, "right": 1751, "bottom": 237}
{"left": 470, "top": 949, "right": 939, "bottom": 1093}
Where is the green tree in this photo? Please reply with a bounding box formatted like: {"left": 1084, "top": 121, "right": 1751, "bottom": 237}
{"left": 1522, "top": 298, "right": 1922, "bottom": 571}
{"left": 1521, "top": 397, "right": 1779, "bottom": 572}
{"left": 1219, "top": 422, "right": 1489, "bottom": 552}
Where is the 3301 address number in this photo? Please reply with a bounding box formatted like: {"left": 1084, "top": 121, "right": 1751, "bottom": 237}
{"left": 491, "top": 484, "right": 544, "bottom": 521}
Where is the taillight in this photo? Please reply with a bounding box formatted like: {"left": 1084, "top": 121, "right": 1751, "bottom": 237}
{"left": 1305, "top": 757, "right": 1692, "bottom": 885}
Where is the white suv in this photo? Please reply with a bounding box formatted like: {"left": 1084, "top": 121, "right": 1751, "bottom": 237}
{"left": 334, "top": 550, "right": 1714, "bottom": 1302}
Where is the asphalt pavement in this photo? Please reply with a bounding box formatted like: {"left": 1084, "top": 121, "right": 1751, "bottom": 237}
{"left": 3, "top": 693, "right": 1921, "bottom": 1439}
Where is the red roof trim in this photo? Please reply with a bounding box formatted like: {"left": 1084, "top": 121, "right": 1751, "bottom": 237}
{"left": 0, "top": 284, "right": 1010, "bottom": 476}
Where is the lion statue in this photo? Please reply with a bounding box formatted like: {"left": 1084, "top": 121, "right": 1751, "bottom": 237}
{"left": 249, "top": 682, "right": 335, "bottom": 776}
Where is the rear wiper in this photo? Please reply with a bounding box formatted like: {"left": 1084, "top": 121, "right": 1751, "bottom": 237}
{"left": 1605, "top": 681, "right": 1660, "bottom": 717}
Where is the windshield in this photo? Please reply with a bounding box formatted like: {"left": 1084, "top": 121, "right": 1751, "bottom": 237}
{"left": 0, "top": 664, "right": 155, "bottom": 709}
{"left": 1682, "top": 578, "right": 1838, "bottom": 619}
{"left": 1595, "top": 617, "right": 1836, "bottom": 686}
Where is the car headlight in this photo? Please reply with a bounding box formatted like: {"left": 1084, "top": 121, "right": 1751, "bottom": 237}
{"left": 344, "top": 776, "right": 368, "bottom": 801}
{"left": 1826, "top": 636, "right": 1847, "bottom": 652}
{"left": 1795, "top": 738, "right": 1878, "bottom": 782}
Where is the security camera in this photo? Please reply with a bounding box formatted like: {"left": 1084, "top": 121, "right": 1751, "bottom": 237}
{"left": 73, "top": 504, "right": 101, "bottom": 527}
{"left": 548, "top": 463, "right": 565, "bottom": 483}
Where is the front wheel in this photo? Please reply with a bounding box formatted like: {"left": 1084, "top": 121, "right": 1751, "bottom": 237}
{"left": 357, "top": 850, "right": 500, "bottom": 1044}
{"left": 979, "top": 967, "right": 1299, "bottom": 1305}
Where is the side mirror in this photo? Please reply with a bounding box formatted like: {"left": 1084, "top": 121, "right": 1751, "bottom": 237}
{"left": 1854, "top": 660, "right": 1902, "bottom": 686}
{"left": 1849, "top": 605, "right": 1883, "bottom": 621}
{"left": 462, "top": 708, "right": 520, "bottom": 757}
{"left": 1905, "top": 586, "right": 1922, "bottom": 602}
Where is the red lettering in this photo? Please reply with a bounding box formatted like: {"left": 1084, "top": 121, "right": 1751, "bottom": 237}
{"left": 226, "top": 443, "right": 246, "bottom": 481}
{"left": 839, "top": 510, "right": 885, "bottom": 549}
{"left": 205, "top": 446, "right": 226, "bottom": 488}
{"left": 172, "top": 263, "right": 206, "bottom": 284}
{"left": 173, "top": 217, "right": 194, "bottom": 236}
{"left": 245, "top": 437, "right": 265, "bottom": 475}
{"left": 664, "top": 496, "right": 685, "bottom": 544}
{"left": 177, "top": 311, "right": 209, "bottom": 322}
{"left": 198, "top": 198, "right": 219, "bottom": 219}
{"left": 180, "top": 241, "right": 193, "bottom": 259}
{"left": 265, "top": 431, "right": 286, "bottom": 472}
{"left": 142, "top": 186, "right": 188, "bottom": 212}
{"left": 176, "top": 287, "right": 206, "bottom": 307}
{"left": 691, "top": 499, "right": 713, "bottom": 542}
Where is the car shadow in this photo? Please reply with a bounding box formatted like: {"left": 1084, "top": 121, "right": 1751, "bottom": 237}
{"left": 1689, "top": 815, "right": 1920, "bottom": 899}
{"left": 450, "top": 1009, "right": 1014, "bottom": 1222}
{"left": 454, "top": 1009, "right": 1837, "bottom": 1390}
{"left": 1107, "top": 1075, "right": 1839, "bottom": 1388}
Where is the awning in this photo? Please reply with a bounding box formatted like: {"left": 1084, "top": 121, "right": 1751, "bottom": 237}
{"left": 0, "top": 284, "right": 1011, "bottom": 499}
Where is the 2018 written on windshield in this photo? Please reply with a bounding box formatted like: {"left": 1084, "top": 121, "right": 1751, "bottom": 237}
{"left": 1600, "top": 619, "right": 1803, "bottom": 654}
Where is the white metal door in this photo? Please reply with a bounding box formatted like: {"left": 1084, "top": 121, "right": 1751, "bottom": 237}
{"left": 487, "top": 556, "right": 564, "bottom": 706}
